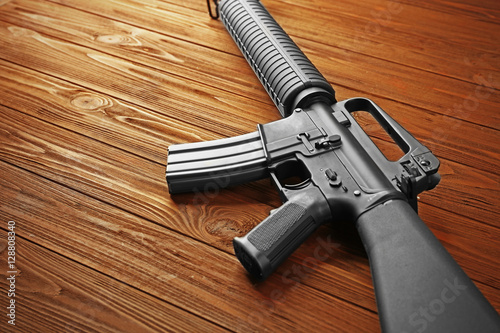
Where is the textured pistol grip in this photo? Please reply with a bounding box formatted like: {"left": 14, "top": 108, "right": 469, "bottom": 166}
{"left": 219, "top": 0, "right": 336, "bottom": 117}
{"left": 233, "top": 187, "right": 329, "bottom": 280}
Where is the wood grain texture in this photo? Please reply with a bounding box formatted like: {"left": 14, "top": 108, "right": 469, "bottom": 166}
{"left": 0, "top": 0, "right": 498, "bottom": 332}
{"left": 0, "top": 235, "right": 229, "bottom": 332}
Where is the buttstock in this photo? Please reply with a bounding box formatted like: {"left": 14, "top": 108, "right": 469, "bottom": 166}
{"left": 356, "top": 199, "right": 500, "bottom": 333}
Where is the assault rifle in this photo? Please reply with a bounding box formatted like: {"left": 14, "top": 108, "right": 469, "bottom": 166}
{"left": 166, "top": 0, "right": 500, "bottom": 331}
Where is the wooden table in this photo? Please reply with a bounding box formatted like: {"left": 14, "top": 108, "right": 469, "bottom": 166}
{"left": 0, "top": 0, "right": 498, "bottom": 331}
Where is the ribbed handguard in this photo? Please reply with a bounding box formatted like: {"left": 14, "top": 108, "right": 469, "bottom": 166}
{"left": 219, "top": 0, "right": 336, "bottom": 117}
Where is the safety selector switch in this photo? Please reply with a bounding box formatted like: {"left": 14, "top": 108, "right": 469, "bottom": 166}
{"left": 325, "top": 168, "right": 342, "bottom": 187}
{"left": 316, "top": 134, "right": 342, "bottom": 149}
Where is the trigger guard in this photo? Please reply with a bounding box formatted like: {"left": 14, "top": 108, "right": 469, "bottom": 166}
{"left": 283, "top": 178, "right": 311, "bottom": 190}
{"left": 269, "top": 158, "right": 312, "bottom": 200}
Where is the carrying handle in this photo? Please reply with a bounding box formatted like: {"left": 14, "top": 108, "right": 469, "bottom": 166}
{"left": 342, "top": 97, "right": 439, "bottom": 176}
{"left": 219, "top": 0, "right": 336, "bottom": 117}
{"left": 233, "top": 186, "right": 329, "bottom": 280}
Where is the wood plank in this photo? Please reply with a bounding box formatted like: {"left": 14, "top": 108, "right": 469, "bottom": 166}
{"left": 0, "top": 60, "right": 217, "bottom": 165}
{"left": 0, "top": 99, "right": 498, "bottom": 303}
{"left": 0, "top": 0, "right": 497, "bottom": 283}
{"left": 396, "top": 0, "right": 500, "bottom": 22}
{"left": 2, "top": 0, "right": 498, "bottom": 132}
{"left": 273, "top": 0, "right": 500, "bottom": 51}
{"left": 0, "top": 0, "right": 273, "bottom": 107}
{"left": 269, "top": 0, "right": 500, "bottom": 90}
{"left": 0, "top": 2, "right": 498, "bottom": 173}
{"left": 0, "top": 100, "right": 379, "bottom": 312}
{"left": 0, "top": 70, "right": 496, "bottom": 236}
{"left": 0, "top": 237, "right": 228, "bottom": 332}
{"left": 419, "top": 203, "right": 500, "bottom": 287}
{"left": 0, "top": 54, "right": 498, "bottom": 178}
{"left": 45, "top": 0, "right": 500, "bottom": 94}
{"left": 0, "top": 104, "right": 270, "bottom": 247}
{"left": 293, "top": 38, "right": 500, "bottom": 129}
{"left": 0, "top": 0, "right": 496, "bottom": 274}
{"left": 367, "top": 138, "right": 499, "bottom": 232}
{"left": 0, "top": 63, "right": 497, "bottom": 247}
{"left": 0, "top": 161, "right": 380, "bottom": 332}
{"left": 0, "top": 22, "right": 278, "bottom": 138}
{"left": 0, "top": 0, "right": 498, "bottom": 331}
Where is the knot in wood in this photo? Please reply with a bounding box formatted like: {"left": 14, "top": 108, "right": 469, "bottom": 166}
{"left": 70, "top": 92, "right": 112, "bottom": 111}
{"left": 95, "top": 34, "right": 135, "bottom": 46}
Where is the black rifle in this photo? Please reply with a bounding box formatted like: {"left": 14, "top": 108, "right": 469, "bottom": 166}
{"left": 166, "top": 0, "right": 500, "bottom": 331}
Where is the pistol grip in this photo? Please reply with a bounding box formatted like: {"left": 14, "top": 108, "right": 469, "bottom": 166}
{"left": 233, "top": 186, "right": 329, "bottom": 280}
